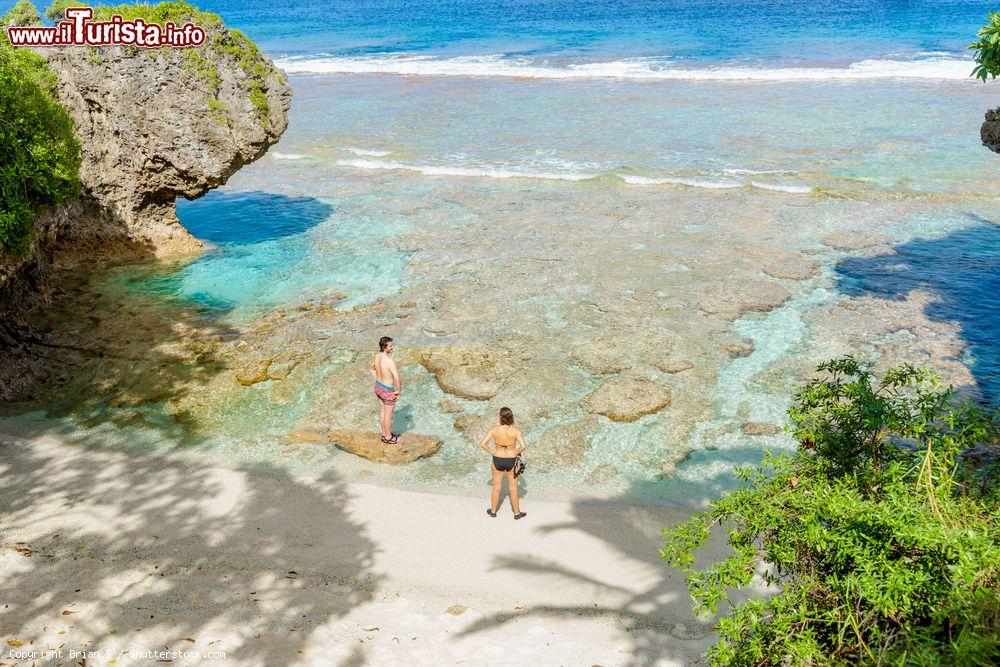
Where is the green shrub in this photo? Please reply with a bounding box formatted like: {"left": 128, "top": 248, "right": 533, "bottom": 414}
{"left": 662, "top": 357, "right": 999, "bottom": 665}
{"left": 0, "top": 3, "right": 81, "bottom": 255}
{"left": 5, "top": 0, "right": 42, "bottom": 25}
{"left": 970, "top": 10, "right": 1000, "bottom": 80}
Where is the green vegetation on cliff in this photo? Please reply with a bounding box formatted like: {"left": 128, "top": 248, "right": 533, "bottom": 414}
{"left": 971, "top": 10, "right": 1000, "bottom": 80}
{"left": 0, "top": 2, "right": 81, "bottom": 255}
{"left": 663, "top": 357, "right": 999, "bottom": 665}
{"left": 45, "top": 1, "right": 277, "bottom": 126}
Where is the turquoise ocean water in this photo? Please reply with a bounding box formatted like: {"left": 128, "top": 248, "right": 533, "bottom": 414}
{"left": 5, "top": 1, "right": 999, "bottom": 502}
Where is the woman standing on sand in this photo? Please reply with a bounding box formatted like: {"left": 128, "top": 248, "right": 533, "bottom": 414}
{"left": 479, "top": 407, "right": 527, "bottom": 519}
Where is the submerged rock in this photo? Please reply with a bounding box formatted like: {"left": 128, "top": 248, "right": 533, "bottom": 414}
{"left": 698, "top": 278, "right": 792, "bottom": 320}
{"left": 584, "top": 463, "right": 620, "bottom": 486}
{"left": 763, "top": 259, "right": 820, "bottom": 281}
{"left": 570, "top": 338, "right": 632, "bottom": 374}
{"left": 740, "top": 422, "right": 784, "bottom": 436}
{"left": 419, "top": 347, "right": 509, "bottom": 400}
{"left": 722, "top": 338, "right": 755, "bottom": 358}
{"left": 532, "top": 417, "right": 600, "bottom": 470}
{"left": 582, "top": 376, "right": 671, "bottom": 422}
{"left": 327, "top": 429, "right": 442, "bottom": 464}
{"left": 650, "top": 357, "right": 694, "bottom": 374}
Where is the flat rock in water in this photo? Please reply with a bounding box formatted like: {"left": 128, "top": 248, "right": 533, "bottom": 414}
{"left": 763, "top": 259, "right": 820, "bottom": 281}
{"left": 740, "top": 422, "right": 783, "bottom": 436}
{"left": 582, "top": 376, "right": 671, "bottom": 422}
{"left": 722, "top": 338, "right": 755, "bottom": 358}
{"left": 819, "top": 233, "right": 890, "bottom": 251}
{"left": 698, "top": 278, "right": 792, "bottom": 320}
{"left": 419, "top": 347, "right": 507, "bottom": 400}
{"left": 327, "top": 429, "right": 442, "bottom": 464}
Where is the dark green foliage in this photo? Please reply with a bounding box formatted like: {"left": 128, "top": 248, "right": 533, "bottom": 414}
{"left": 662, "top": 357, "right": 999, "bottom": 665}
{"left": 970, "top": 10, "right": 1000, "bottom": 80}
{"left": 0, "top": 3, "right": 81, "bottom": 255}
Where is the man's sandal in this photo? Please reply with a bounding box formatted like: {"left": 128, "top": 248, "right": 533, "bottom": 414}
{"left": 486, "top": 509, "right": 497, "bottom": 517}
{"left": 513, "top": 512, "right": 527, "bottom": 520}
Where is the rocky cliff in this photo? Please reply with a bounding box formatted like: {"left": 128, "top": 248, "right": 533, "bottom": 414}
{"left": 982, "top": 108, "right": 1000, "bottom": 154}
{"left": 0, "top": 2, "right": 291, "bottom": 397}
{"left": 35, "top": 6, "right": 291, "bottom": 257}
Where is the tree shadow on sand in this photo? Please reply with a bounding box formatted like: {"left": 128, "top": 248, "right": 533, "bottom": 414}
{"left": 455, "top": 485, "right": 727, "bottom": 666}
{"left": 835, "top": 218, "right": 1000, "bottom": 404}
{"left": 0, "top": 430, "right": 379, "bottom": 665}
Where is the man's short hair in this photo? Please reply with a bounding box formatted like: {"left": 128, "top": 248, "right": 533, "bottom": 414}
{"left": 379, "top": 336, "right": 393, "bottom": 351}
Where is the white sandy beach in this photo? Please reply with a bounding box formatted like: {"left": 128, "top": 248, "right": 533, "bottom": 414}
{"left": 0, "top": 433, "right": 718, "bottom": 666}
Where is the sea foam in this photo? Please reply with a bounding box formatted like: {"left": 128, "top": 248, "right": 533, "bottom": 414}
{"left": 336, "top": 157, "right": 817, "bottom": 193}
{"left": 345, "top": 147, "right": 393, "bottom": 157}
{"left": 336, "top": 158, "right": 595, "bottom": 181}
{"left": 277, "top": 54, "right": 975, "bottom": 81}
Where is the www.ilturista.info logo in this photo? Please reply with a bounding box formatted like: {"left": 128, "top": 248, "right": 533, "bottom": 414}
{"left": 6, "top": 7, "right": 206, "bottom": 48}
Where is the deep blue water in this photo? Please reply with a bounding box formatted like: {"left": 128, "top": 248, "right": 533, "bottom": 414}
{"left": 185, "top": 0, "right": 989, "bottom": 64}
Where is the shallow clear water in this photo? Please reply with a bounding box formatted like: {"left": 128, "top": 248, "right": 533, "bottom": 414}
{"left": 4, "top": 0, "right": 999, "bottom": 504}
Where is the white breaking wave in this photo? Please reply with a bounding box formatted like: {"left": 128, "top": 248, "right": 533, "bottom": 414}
{"left": 337, "top": 157, "right": 816, "bottom": 193}
{"left": 345, "top": 147, "right": 393, "bottom": 157}
{"left": 336, "top": 158, "right": 595, "bottom": 181}
{"left": 618, "top": 174, "right": 742, "bottom": 189}
{"left": 723, "top": 167, "right": 796, "bottom": 175}
{"left": 277, "top": 53, "right": 975, "bottom": 81}
{"left": 271, "top": 151, "right": 307, "bottom": 160}
{"left": 749, "top": 181, "right": 814, "bottom": 194}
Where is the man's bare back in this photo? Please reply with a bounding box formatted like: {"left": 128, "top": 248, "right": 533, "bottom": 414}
{"left": 371, "top": 351, "right": 399, "bottom": 390}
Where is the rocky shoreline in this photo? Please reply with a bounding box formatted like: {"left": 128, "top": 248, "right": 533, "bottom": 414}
{"left": 0, "top": 3, "right": 291, "bottom": 400}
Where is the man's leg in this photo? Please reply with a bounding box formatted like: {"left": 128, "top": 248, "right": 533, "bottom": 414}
{"left": 379, "top": 402, "right": 390, "bottom": 439}
{"left": 386, "top": 402, "right": 396, "bottom": 438}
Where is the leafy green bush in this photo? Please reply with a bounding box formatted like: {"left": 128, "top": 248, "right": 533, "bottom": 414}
{"left": 662, "top": 357, "right": 999, "bottom": 666}
{"left": 0, "top": 2, "right": 81, "bottom": 256}
{"left": 970, "top": 10, "right": 1000, "bottom": 80}
{"left": 5, "top": 0, "right": 42, "bottom": 25}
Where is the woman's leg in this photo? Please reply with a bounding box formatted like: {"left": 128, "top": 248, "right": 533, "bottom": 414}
{"left": 507, "top": 469, "right": 520, "bottom": 514}
{"left": 491, "top": 464, "right": 503, "bottom": 513}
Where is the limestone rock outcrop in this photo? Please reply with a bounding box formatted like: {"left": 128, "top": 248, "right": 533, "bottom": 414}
{"left": 35, "top": 15, "right": 291, "bottom": 256}
{"left": 982, "top": 107, "right": 1000, "bottom": 154}
{"left": 327, "top": 429, "right": 442, "bottom": 464}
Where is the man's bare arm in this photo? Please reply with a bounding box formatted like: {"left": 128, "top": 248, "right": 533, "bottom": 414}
{"left": 369, "top": 354, "right": 378, "bottom": 380}
{"left": 389, "top": 358, "right": 401, "bottom": 394}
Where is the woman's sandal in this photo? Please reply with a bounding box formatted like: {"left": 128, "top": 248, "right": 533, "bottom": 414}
{"left": 486, "top": 509, "right": 497, "bottom": 518}
{"left": 380, "top": 435, "right": 399, "bottom": 444}
{"left": 513, "top": 512, "right": 527, "bottom": 520}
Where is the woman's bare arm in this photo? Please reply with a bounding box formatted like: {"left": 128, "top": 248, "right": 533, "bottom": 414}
{"left": 515, "top": 428, "right": 526, "bottom": 455}
{"left": 479, "top": 427, "right": 495, "bottom": 454}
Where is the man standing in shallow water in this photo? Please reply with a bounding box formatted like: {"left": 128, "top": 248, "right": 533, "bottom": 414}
{"left": 371, "top": 336, "right": 402, "bottom": 444}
